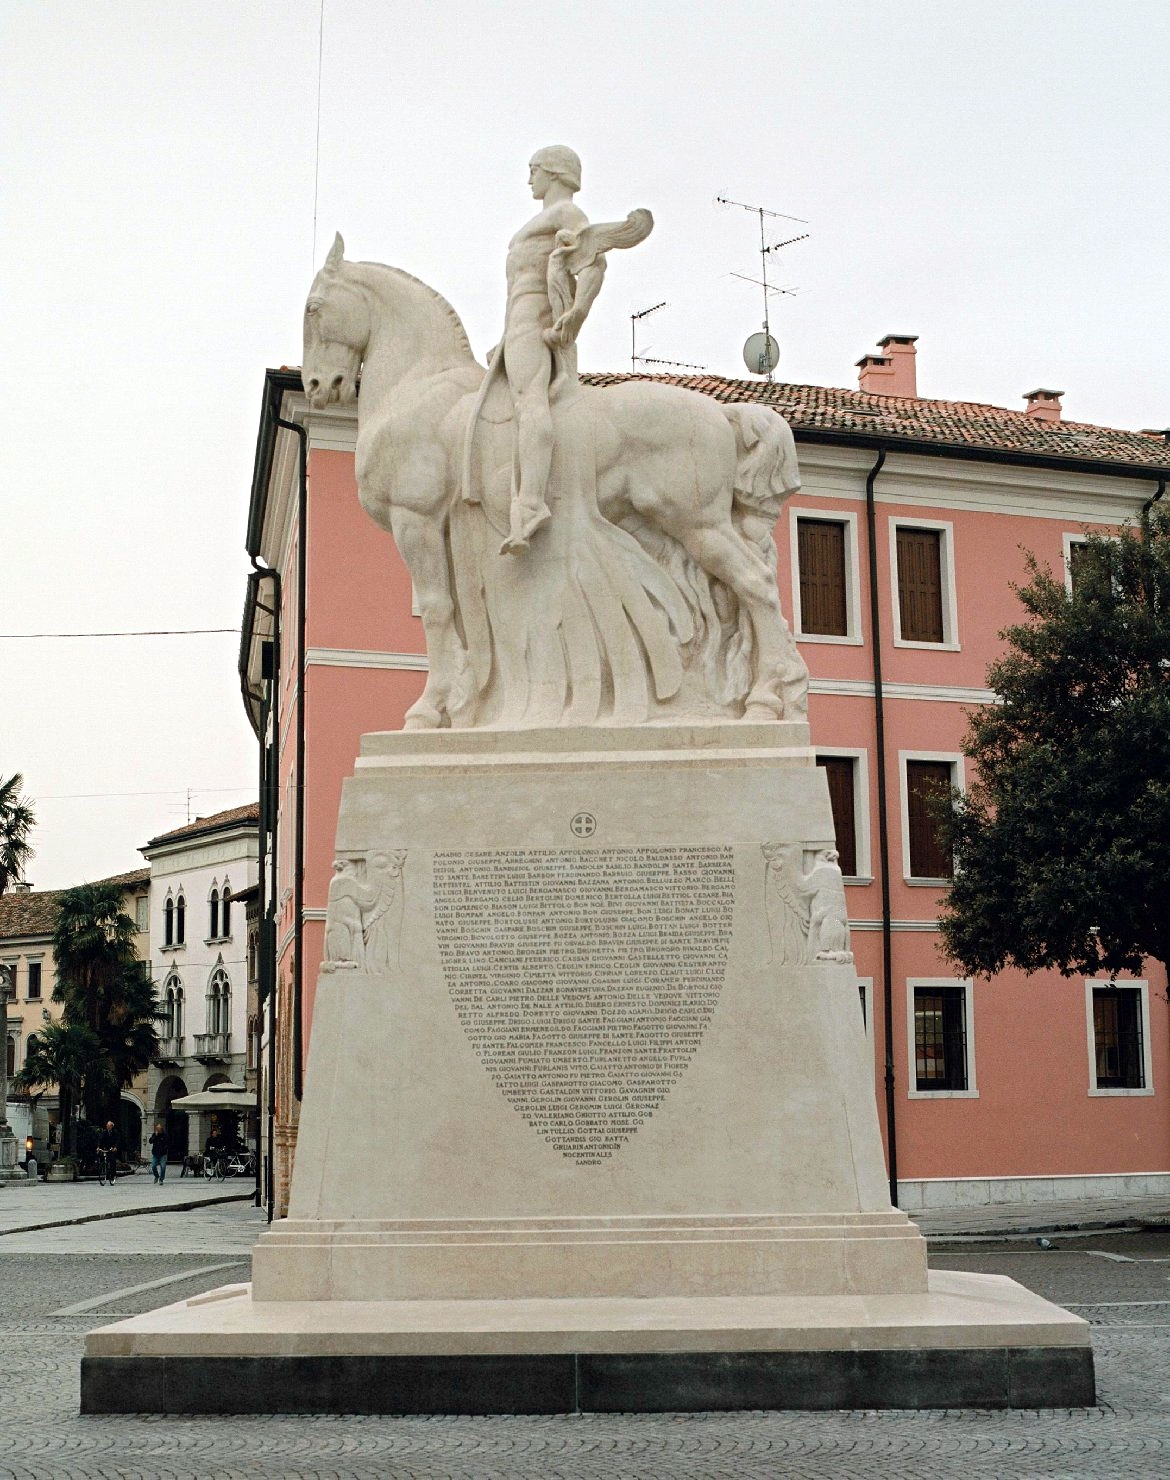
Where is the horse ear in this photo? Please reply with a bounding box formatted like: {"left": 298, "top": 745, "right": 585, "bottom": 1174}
{"left": 325, "top": 232, "right": 345, "bottom": 272}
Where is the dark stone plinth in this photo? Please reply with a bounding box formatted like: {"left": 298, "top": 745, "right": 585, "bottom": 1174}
{"left": 81, "top": 1346, "right": 1095, "bottom": 1415}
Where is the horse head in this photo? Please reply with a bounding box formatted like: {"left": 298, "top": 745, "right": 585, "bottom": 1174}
{"left": 303, "top": 234, "right": 366, "bottom": 408}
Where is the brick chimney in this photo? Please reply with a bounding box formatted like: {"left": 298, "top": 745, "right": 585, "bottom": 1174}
{"left": 12, "top": 881, "right": 32, "bottom": 894}
{"left": 856, "top": 335, "right": 918, "bottom": 397}
{"left": 1023, "top": 388, "right": 1063, "bottom": 423}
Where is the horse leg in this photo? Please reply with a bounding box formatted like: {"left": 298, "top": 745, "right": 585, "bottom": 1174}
{"left": 389, "top": 505, "right": 468, "bottom": 728}
{"left": 680, "top": 521, "right": 808, "bottom": 722}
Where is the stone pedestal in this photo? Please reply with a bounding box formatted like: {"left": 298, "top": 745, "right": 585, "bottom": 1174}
{"left": 0, "top": 1130, "right": 23, "bottom": 1181}
{"left": 84, "top": 724, "right": 1093, "bottom": 1412}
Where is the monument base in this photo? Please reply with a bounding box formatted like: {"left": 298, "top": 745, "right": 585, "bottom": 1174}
{"left": 82, "top": 1271, "right": 1093, "bottom": 1412}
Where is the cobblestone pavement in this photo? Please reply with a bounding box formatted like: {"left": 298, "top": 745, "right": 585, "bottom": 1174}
{"left": 2, "top": 1212, "right": 1170, "bottom": 1479}
{"left": 0, "top": 1171, "right": 254, "bottom": 1238}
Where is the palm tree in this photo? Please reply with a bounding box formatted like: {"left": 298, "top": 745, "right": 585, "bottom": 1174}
{"left": 0, "top": 773, "right": 35, "bottom": 894}
{"left": 52, "top": 882, "right": 162, "bottom": 1124}
{"left": 13, "top": 1016, "right": 104, "bottom": 1157}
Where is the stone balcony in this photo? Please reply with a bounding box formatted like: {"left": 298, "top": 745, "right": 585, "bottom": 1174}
{"left": 156, "top": 1036, "right": 184, "bottom": 1062}
{"left": 193, "top": 1032, "right": 232, "bottom": 1062}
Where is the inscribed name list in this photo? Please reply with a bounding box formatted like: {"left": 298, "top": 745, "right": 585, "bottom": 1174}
{"left": 434, "top": 846, "right": 734, "bottom": 1163}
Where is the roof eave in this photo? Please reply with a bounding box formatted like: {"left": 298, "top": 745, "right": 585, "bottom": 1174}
{"left": 791, "top": 425, "right": 1170, "bottom": 484}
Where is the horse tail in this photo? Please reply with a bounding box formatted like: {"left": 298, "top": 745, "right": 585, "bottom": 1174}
{"left": 722, "top": 404, "right": 801, "bottom": 523}
{"left": 614, "top": 512, "right": 746, "bottom": 707}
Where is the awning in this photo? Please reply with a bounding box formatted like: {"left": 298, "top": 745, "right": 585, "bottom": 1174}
{"left": 168, "top": 1087, "right": 256, "bottom": 1113}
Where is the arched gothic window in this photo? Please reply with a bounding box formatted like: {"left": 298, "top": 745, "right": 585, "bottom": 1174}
{"left": 176, "top": 894, "right": 186, "bottom": 945}
{"left": 163, "top": 974, "right": 183, "bottom": 1041}
{"left": 164, "top": 896, "right": 174, "bottom": 946}
{"left": 209, "top": 887, "right": 219, "bottom": 941}
{"left": 221, "top": 885, "right": 232, "bottom": 938}
{"left": 207, "top": 966, "right": 231, "bottom": 1037}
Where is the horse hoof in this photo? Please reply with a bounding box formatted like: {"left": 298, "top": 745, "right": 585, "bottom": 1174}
{"left": 403, "top": 709, "right": 441, "bottom": 730}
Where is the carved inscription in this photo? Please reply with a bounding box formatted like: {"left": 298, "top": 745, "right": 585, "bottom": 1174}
{"left": 434, "top": 846, "right": 734, "bottom": 1164}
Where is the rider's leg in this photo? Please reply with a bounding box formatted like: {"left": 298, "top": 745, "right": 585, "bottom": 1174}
{"left": 503, "top": 331, "right": 554, "bottom": 551}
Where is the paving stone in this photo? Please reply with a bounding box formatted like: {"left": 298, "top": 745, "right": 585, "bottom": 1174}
{"left": 4, "top": 1213, "right": 1170, "bottom": 1477}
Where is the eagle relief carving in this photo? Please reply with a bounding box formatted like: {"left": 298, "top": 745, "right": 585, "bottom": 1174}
{"left": 323, "top": 851, "right": 407, "bottom": 973}
{"left": 762, "top": 843, "right": 853, "bottom": 965}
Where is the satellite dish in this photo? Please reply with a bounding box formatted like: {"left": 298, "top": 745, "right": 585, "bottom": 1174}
{"left": 743, "top": 332, "right": 779, "bottom": 375}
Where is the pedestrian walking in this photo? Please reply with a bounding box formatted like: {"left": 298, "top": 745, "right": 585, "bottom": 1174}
{"left": 149, "top": 1122, "right": 169, "bottom": 1184}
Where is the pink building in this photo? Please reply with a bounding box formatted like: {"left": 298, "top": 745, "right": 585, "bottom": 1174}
{"left": 240, "top": 338, "right": 1170, "bottom": 1217}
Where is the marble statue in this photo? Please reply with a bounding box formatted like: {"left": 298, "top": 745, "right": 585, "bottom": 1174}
{"left": 302, "top": 148, "right": 808, "bottom": 731}
{"left": 468, "top": 145, "right": 653, "bottom": 553}
{"left": 762, "top": 844, "right": 854, "bottom": 965}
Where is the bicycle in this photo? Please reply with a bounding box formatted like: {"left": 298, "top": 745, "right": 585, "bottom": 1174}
{"left": 96, "top": 1147, "right": 118, "bottom": 1186}
{"left": 211, "top": 1148, "right": 256, "bottom": 1180}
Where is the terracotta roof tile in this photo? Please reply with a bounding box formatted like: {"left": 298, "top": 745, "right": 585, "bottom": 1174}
{"left": 0, "top": 869, "right": 150, "bottom": 942}
{"left": 580, "top": 373, "right": 1170, "bottom": 472}
{"left": 145, "top": 802, "right": 259, "bottom": 849}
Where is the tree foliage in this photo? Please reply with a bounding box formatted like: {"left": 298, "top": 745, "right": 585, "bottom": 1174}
{"left": 51, "top": 882, "right": 161, "bottom": 1123}
{"left": 13, "top": 1016, "right": 102, "bottom": 1157}
{"left": 938, "top": 507, "right": 1170, "bottom": 981}
{"left": 0, "top": 773, "right": 35, "bottom": 894}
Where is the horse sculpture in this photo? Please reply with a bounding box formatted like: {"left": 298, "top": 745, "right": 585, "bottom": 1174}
{"left": 302, "top": 234, "right": 808, "bottom": 730}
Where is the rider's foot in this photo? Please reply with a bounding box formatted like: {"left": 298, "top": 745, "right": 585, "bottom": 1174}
{"left": 501, "top": 501, "right": 552, "bottom": 555}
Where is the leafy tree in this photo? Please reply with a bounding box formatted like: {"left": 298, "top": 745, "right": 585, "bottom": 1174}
{"left": 938, "top": 508, "right": 1170, "bottom": 981}
{"left": 0, "top": 773, "right": 35, "bottom": 894}
{"left": 13, "top": 1016, "right": 103, "bottom": 1157}
{"left": 51, "top": 882, "right": 161, "bottom": 1124}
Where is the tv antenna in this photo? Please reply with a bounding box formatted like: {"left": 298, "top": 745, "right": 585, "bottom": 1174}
{"left": 715, "top": 195, "right": 809, "bottom": 380}
{"left": 629, "top": 303, "right": 709, "bottom": 374}
{"left": 638, "top": 356, "right": 709, "bottom": 373}
{"left": 630, "top": 301, "right": 667, "bottom": 372}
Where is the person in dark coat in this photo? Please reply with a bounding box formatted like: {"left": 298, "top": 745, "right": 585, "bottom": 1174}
{"left": 149, "top": 1122, "right": 169, "bottom": 1184}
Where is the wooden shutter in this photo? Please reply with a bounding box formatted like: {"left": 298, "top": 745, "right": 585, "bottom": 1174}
{"left": 896, "top": 527, "right": 944, "bottom": 642}
{"left": 798, "top": 519, "right": 848, "bottom": 636}
{"left": 817, "top": 756, "right": 857, "bottom": 876}
{"left": 906, "top": 760, "right": 952, "bottom": 878}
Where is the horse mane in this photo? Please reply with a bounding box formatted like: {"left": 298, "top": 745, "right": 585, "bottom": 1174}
{"left": 351, "top": 260, "right": 476, "bottom": 362}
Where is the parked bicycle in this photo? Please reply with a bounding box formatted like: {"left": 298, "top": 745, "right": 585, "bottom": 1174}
{"left": 209, "top": 1148, "right": 257, "bottom": 1180}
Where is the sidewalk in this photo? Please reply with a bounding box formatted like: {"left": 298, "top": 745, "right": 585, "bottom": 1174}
{"left": 0, "top": 1168, "right": 253, "bottom": 1237}
{"left": 913, "top": 1191, "right": 1170, "bottom": 1240}
{"left": 4, "top": 1168, "right": 1167, "bottom": 1244}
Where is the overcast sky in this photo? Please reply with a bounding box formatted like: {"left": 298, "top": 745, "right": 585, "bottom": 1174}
{"left": 3, "top": 1, "right": 1168, "bottom": 889}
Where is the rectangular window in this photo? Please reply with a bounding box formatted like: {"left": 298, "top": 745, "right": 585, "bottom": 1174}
{"left": 1092, "top": 986, "right": 1146, "bottom": 1090}
{"left": 816, "top": 755, "right": 858, "bottom": 877}
{"left": 896, "top": 526, "right": 944, "bottom": 642}
{"left": 135, "top": 894, "right": 149, "bottom": 933}
{"left": 798, "top": 519, "right": 848, "bottom": 636}
{"left": 26, "top": 961, "right": 42, "bottom": 1000}
{"left": 906, "top": 759, "right": 953, "bottom": 879}
{"left": 914, "top": 985, "right": 969, "bottom": 1091}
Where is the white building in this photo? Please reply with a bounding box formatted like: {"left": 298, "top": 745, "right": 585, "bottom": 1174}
{"left": 141, "top": 804, "right": 258, "bottom": 1158}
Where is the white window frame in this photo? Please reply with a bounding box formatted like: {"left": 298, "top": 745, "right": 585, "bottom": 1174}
{"left": 1085, "top": 979, "right": 1153, "bottom": 1097}
{"left": 899, "top": 750, "right": 964, "bottom": 885}
{"left": 1062, "top": 532, "right": 1089, "bottom": 593}
{"left": 789, "top": 507, "right": 864, "bottom": 645}
{"left": 907, "top": 977, "right": 978, "bottom": 1099}
{"left": 889, "top": 515, "right": 960, "bottom": 650}
{"left": 25, "top": 955, "right": 44, "bottom": 1001}
{"left": 1062, "top": 531, "right": 1119, "bottom": 595}
{"left": 814, "top": 747, "right": 872, "bottom": 882}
